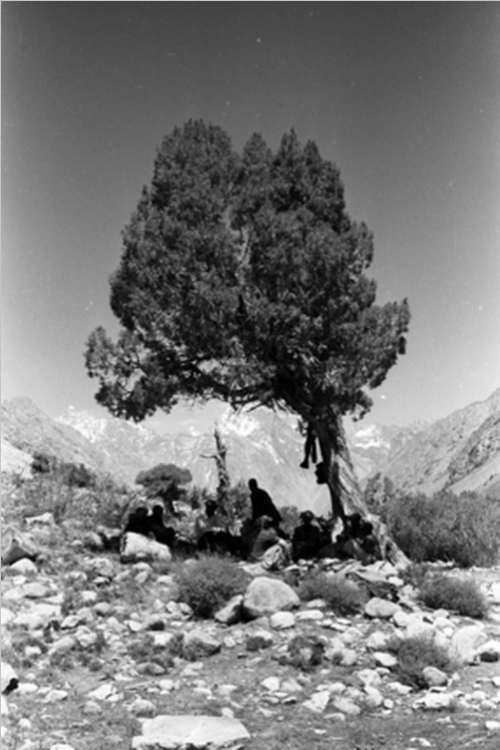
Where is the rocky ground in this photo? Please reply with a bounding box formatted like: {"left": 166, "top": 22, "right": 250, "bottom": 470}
{"left": 2, "top": 515, "right": 500, "bottom": 750}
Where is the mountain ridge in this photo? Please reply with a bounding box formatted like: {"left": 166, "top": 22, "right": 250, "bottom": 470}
{"left": 2, "top": 389, "right": 499, "bottom": 508}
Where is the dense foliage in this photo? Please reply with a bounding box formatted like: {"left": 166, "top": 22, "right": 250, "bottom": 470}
{"left": 371, "top": 484, "right": 500, "bottom": 567}
{"left": 85, "top": 120, "right": 410, "bottom": 518}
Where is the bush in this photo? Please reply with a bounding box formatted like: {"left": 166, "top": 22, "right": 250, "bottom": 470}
{"left": 174, "top": 556, "right": 249, "bottom": 618}
{"left": 419, "top": 573, "right": 489, "bottom": 619}
{"left": 298, "top": 572, "right": 366, "bottom": 615}
{"left": 386, "top": 490, "right": 500, "bottom": 567}
{"left": 388, "top": 634, "right": 455, "bottom": 689}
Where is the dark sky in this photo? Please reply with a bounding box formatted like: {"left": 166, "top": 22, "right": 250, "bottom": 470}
{"left": 2, "top": 2, "right": 499, "bottom": 430}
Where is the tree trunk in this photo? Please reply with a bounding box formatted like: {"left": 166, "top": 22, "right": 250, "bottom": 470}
{"left": 313, "top": 408, "right": 410, "bottom": 569}
{"left": 313, "top": 408, "right": 368, "bottom": 522}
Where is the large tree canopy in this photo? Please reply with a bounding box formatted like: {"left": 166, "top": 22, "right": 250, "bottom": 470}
{"left": 85, "top": 120, "right": 410, "bottom": 521}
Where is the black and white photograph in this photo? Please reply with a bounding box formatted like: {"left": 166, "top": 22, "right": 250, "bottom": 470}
{"left": 2, "top": 3, "right": 500, "bottom": 748}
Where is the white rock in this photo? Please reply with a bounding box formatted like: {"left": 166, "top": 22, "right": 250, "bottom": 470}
{"left": 357, "top": 669, "right": 382, "bottom": 688}
{"left": 131, "top": 714, "right": 250, "bottom": 749}
{"left": 242, "top": 577, "right": 300, "bottom": 619}
{"left": 9, "top": 559, "right": 38, "bottom": 576}
{"left": 88, "top": 683, "right": 116, "bottom": 701}
{"left": 269, "top": 611, "right": 295, "bottom": 630}
{"left": 120, "top": 534, "right": 172, "bottom": 565}
{"left": 449, "top": 625, "right": 487, "bottom": 665}
{"left": 373, "top": 651, "right": 397, "bottom": 668}
{"left": 214, "top": 595, "right": 243, "bottom": 626}
{"left": 366, "top": 631, "right": 389, "bottom": 651}
{"left": 363, "top": 686, "right": 384, "bottom": 708}
{"left": 485, "top": 720, "right": 500, "bottom": 733}
{"left": 332, "top": 696, "right": 361, "bottom": 715}
{"left": 261, "top": 676, "right": 281, "bottom": 692}
{"left": 422, "top": 666, "right": 449, "bottom": 687}
{"left": 303, "top": 690, "right": 331, "bottom": 713}
{"left": 364, "top": 598, "right": 400, "bottom": 619}
{"left": 415, "top": 692, "right": 456, "bottom": 710}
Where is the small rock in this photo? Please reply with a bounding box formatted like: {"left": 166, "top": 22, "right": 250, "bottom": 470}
{"left": 366, "top": 631, "right": 389, "bottom": 651}
{"left": 364, "top": 598, "right": 400, "bottom": 619}
{"left": 332, "top": 696, "right": 361, "bottom": 715}
{"left": 41, "top": 689, "right": 68, "bottom": 703}
{"left": 9, "top": 559, "right": 38, "bottom": 576}
{"left": 269, "top": 611, "right": 295, "bottom": 630}
{"left": 303, "top": 690, "right": 331, "bottom": 713}
{"left": 357, "top": 669, "right": 382, "bottom": 688}
{"left": 485, "top": 720, "right": 500, "bottom": 733}
{"left": 415, "top": 692, "right": 456, "bottom": 710}
{"left": 183, "top": 630, "right": 221, "bottom": 661}
{"left": 214, "top": 595, "right": 243, "bottom": 626}
{"left": 245, "top": 628, "right": 274, "bottom": 652}
{"left": 261, "top": 676, "right": 281, "bottom": 692}
{"left": 88, "top": 683, "right": 116, "bottom": 701}
{"left": 373, "top": 651, "right": 397, "bottom": 668}
{"left": 422, "top": 666, "right": 449, "bottom": 687}
{"left": 49, "top": 745, "right": 76, "bottom": 750}
{"left": 363, "top": 686, "right": 384, "bottom": 709}
{"left": 476, "top": 640, "right": 500, "bottom": 662}
{"left": 295, "top": 609, "right": 324, "bottom": 622}
{"left": 128, "top": 698, "right": 156, "bottom": 717}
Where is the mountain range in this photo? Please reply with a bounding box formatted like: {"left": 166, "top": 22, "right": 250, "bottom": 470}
{"left": 1, "top": 389, "right": 499, "bottom": 514}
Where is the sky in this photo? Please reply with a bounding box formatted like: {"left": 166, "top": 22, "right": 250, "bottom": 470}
{"left": 2, "top": 2, "right": 499, "bottom": 435}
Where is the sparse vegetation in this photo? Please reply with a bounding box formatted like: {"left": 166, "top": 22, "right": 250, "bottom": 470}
{"left": 388, "top": 634, "right": 455, "bottom": 689}
{"left": 174, "top": 556, "right": 249, "bottom": 618}
{"left": 419, "top": 573, "right": 489, "bottom": 619}
{"left": 298, "top": 571, "right": 366, "bottom": 615}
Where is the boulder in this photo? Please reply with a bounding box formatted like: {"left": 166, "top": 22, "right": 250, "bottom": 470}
{"left": 120, "top": 533, "right": 172, "bottom": 565}
{"left": 449, "top": 625, "right": 488, "bottom": 665}
{"left": 242, "top": 577, "right": 300, "bottom": 620}
{"left": 364, "top": 598, "right": 400, "bottom": 620}
{"left": 132, "top": 714, "right": 250, "bottom": 749}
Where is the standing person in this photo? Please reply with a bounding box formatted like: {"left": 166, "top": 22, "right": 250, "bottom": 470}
{"left": 248, "top": 478, "right": 282, "bottom": 526}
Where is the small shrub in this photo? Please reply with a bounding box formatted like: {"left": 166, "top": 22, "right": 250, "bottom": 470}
{"left": 419, "top": 574, "right": 489, "bottom": 619}
{"left": 174, "top": 556, "right": 249, "bottom": 618}
{"left": 388, "top": 634, "right": 454, "bottom": 689}
{"left": 298, "top": 572, "right": 366, "bottom": 615}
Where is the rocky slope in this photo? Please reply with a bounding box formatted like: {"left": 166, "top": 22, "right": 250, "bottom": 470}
{"left": 374, "top": 388, "right": 500, "bottom": 497}
{"left": 1, "top": 517, "right": 500, "bottom": 750}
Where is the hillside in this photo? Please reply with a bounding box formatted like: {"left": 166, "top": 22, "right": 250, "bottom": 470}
{"left": 376, "top": 388, "right": 500, "bottom": 497}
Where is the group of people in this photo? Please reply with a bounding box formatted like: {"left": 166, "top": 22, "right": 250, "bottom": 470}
{"left": 122, "top": 477, "right": 381, "bottom": 569}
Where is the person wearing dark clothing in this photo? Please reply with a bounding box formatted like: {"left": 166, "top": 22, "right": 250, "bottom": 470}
{"left": 292, "top": 510, "right": 323, "bottom": 562}
{"left": 149, "top": 504, "right": 176, "bottom": 547}
{"left": 248, "top": 478, "right": 282, "bottom": 526}
{"left": 124, "top": 506, "right": 152, "bottom": 537}
{"left": 300, "top": 424, "right": 318, "bottom": 469}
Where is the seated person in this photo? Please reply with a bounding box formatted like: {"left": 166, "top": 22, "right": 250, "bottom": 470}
{"left": 149, "top": 504, "right": 176, "bottom": 547}
{"left": 250, "top": 515, "right": 291, "bottom": 570}
{"left": 358, "top": 520, "right": 382, "bottom": 563}
{"left": 196, "top": 499, "right": 235, "bottom": 555}
{"left": 124, "top": 506, "right": 152, "bottom": 537}
{"left": 292, "top": 510, "right": 323, "bottom": 562}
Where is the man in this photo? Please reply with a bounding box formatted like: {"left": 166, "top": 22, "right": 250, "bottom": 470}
{"left": 292, "top": 510, "right": 323, "bottom": 562}
{"left": 248, "top": 478, "right": 282, "bottom": 526}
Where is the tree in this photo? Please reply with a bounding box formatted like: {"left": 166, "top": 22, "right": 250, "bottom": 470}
{"left": 135, "top": 463, "right": 192, "bottom": 517}
{"left": 85, "top": 120, "right": 410, "bottom": 523}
